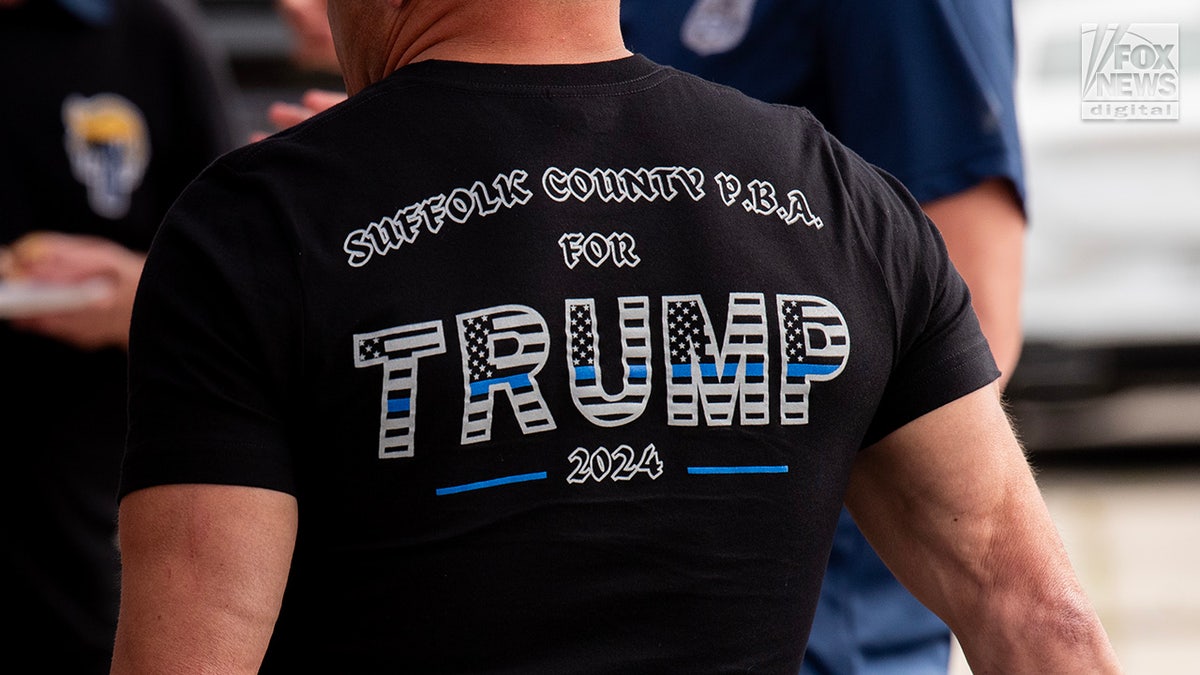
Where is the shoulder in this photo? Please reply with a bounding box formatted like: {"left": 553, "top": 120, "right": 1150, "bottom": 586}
{"left": 649, "top": 63, "right": 833, "bottom": 147}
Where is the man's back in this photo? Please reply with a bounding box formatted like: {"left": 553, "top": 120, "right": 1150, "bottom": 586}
{"left": 123, "top": 56, "right": 996, "bottom": 672}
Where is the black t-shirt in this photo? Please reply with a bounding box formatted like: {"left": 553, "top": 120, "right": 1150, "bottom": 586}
{"left": 0, "top": 1, "right": 235, "bottom": 671}
{"left": 124, "top": 56, "right": 997, "bottom": 674}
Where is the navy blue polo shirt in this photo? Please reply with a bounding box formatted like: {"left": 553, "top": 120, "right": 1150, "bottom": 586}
{"left": 56, "top": 0, "right": 114, "bottom": 24}
{"left": 620, "top": 0, "right": 1025, "bottom": 205}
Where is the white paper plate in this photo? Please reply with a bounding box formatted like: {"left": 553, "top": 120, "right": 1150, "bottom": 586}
{"left": 0, "top": 279, "right": 114, "bottom": 318}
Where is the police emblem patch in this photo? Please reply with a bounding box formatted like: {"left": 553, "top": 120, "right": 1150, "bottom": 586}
{"left": 681, "top": 0, "right": 758, "bottom": 57}
{"left": 62, "top": 93, "right": 150, "bottom": 220}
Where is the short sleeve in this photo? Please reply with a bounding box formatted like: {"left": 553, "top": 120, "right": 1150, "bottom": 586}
{"left": 819, "top": 126, "right": 1001, "bottom": 446}
{"left": 121, "top": 158, "right": 302, "bottom": 499}
{"left": 818, "top": 0, "right": 1025, "bottom": 205}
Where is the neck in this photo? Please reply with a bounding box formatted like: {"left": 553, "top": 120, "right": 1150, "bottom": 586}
{"left": 341, "top": 0, "right": 631, "bottom": 95}
{"left": 402, "top": 0, "right": 631, "bottom": 66}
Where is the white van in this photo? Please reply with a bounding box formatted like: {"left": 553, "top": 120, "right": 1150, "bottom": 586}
{"left": 1009, "top": 0, "right": 1200, "bottom": 451}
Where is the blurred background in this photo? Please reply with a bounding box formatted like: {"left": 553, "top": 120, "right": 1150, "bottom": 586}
{"left": 965, "top": 0, "right": 1200, "bottom": 671}
{"left": 194, "top": 0, "right": 1199, "bottom": 671}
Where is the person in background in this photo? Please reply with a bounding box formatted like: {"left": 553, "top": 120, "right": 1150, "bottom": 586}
{"left": 109, "top": 1, "right": 1116, "bottom": 674}
{"left": 620, "top": 2, "right": 1027, "bottom": 672}
{"left": 249, "top": 0, "right": 343, "bottom": 141}
{"left": 0, "top": 0, "right": 238, "bottom": 671}
{"left": 276, "top": 0, "right": 338, "bottom": 74}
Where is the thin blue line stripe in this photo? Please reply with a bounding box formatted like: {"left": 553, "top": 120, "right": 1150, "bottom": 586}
{"left": 672, "top": 363, "right": 763, "bottom": 379}
{"left": 687, "top": 465, "right": 790, "bottom": 475}
{"left": 787, "top": 363, "right": 840, "bottom": 377}
{"left": 387, "top": 398, "right": 411, "bottom": 413}
{"left": 469, "top": 373, "right": 533, "bottom": 397}
{"left": 436, "top": 472, "right": 548, "bottom": 496}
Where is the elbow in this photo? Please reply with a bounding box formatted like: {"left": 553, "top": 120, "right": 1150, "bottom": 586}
{"left": 955, "top": 556, "right": 1122, "bottom": 673}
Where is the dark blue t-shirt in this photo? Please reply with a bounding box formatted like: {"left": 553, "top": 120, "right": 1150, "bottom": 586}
{"left": 620, "top": 0, "right": 1025, "bottom": 204}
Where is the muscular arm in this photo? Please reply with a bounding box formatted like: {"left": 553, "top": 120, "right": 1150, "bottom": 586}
{"left": 110, "top": 485, "right": 298, "bottom": 675}
{"left": 845, "top": 384, "right": 1120, "bottom": 673}
{"left": 922, "top": 178, "right": 1026, "bottom": 388}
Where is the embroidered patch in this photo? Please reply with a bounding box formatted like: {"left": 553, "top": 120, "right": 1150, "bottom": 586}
{"left": 62, "top": 93, "right": 150, "bottom": 220}
{"left": 681, "top": 0, "right": 759, "bottom": 56}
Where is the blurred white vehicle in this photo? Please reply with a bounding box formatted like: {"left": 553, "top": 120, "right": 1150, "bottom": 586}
{"left": 1009, "top": 0, "right": 1200, "bottom": 450}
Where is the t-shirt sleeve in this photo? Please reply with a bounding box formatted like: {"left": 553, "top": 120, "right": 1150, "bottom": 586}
{"left": 819, "top": 124, "right": 1001, "bottom": 446}
{"left": 121, "top": 157, "right": 302, "bottom": 499}
{"left": 819, "top": 0, "right": 1026, "bottom": 205}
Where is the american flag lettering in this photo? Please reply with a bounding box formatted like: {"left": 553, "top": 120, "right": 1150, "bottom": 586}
{"left": 354, "top": 293, "right": 849, "bottom": 461}
{"left": 457, "top": 305, "right": 557, "bottom": 445}
{"left": 778, "top": 295, "right": 849, "bottom": 425}
{"left": 353, "top": 321, "right": 448, "bottom": 458}
{"left": 565, "top": 297, "right": 652, "bottom": 427}
{"left": 664, "top": 293, "right": 770, "bottom": 427}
